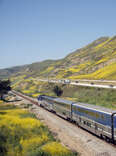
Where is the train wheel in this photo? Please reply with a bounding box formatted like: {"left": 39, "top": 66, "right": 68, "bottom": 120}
{"left": 100, "top": 134, "right": 103, "bottom": 139}
{"left": 105, "top": 136, "right": 110, "bottom": 143}
{"left": 67, "top": 117, "right": 69, "bottom": 121}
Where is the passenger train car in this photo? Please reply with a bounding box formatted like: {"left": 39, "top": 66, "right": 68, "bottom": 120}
{"left": 38, "top": 95, "right": 116, "bottom": 143}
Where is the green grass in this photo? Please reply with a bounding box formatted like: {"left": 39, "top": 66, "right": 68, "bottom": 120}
{"left": 0, "top": 104, "right": 17, "bottom": 110}
{"left": 19, "top": 112, "right": 37, "bottom": 119}
{"left": 57, "top": 85, "right": 116, "bottom": 109}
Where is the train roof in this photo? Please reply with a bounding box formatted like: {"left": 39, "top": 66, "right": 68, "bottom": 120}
{"left": 54, "top": 98, "right": 73, "bottom": 105}
{"left": 41, "top": 95, "right": 56, "bottom": 100}
{"left": 73, "top": 102, "right": 116, "bottom": 114}
{"left": 40, "top": 95, "right": 73, "bottom": 105}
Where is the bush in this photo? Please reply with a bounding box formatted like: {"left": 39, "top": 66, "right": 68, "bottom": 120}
{"left": 42, "top": 142, "right": 75, "bottom": 156}
{"left": 53, "top": 86, "right": 63, "bottom": 97}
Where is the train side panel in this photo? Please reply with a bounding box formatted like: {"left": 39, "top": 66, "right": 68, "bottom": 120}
{"left": 39, "top": 96, "right": 54, "bottom": 111}
{"left": 113, "top": 115, "right": 116, "bottom": 140}
{"left": 53, "top": 99, "right": 72, "bottom": 119}
{"left": 72, "top": 104, "right": 112, "bottom": 139}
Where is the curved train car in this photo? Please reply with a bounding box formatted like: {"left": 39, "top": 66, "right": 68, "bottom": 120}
{"left": 38, "top": 95, "right": 116, "bottom": 143}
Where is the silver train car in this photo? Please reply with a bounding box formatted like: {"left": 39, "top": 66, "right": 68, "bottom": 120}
{"left": 38, "top": 95, "right": 116, "bottom": 143}
{"left": 38, "top": 95, "right": 73, "bottom": 119}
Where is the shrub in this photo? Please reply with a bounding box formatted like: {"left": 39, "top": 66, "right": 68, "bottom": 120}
{"left": 42, "top": 142, "right": 75, "bottom": 156}
{"left": 20, "top": 135, "right": 49, "bottom": 156}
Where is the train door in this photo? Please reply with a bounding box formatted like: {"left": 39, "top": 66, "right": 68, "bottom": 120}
{"left": 95, "top": 123, "right": 98, "bottom": 135}
{"left": 113, "top": 114, "right": 116, "bottom": 142}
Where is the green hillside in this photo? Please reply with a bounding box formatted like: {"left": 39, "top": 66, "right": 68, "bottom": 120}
{"left": 1, "top": 35, "right": 116, "bottom": 80}
{"left": 1, "top": 35, "right": 116, "bottom": 109}
{"left": 46, "top": 36, "right": 116, "bottom": 80}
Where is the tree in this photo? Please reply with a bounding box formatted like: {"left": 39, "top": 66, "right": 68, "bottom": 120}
{"left": 53, "top": 85, "right": 63, "bottom": 97}
{"left": 0, "top": 80, "right": 11, "bottom": 101}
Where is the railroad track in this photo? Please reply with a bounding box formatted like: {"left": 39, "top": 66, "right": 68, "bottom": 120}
{"left": 12, "top": 90, "right": 38, "bottom": 105}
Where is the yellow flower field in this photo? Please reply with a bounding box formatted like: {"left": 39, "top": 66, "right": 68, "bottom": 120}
{"left": 0, "top": 104, "right": 77, "bottom": 156}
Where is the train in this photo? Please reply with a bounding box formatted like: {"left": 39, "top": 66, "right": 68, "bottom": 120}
{"left": 38, "top": 95, "right": 116, "bottom": 143}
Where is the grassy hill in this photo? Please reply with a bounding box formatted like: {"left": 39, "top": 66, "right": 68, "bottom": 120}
{"left": 1, "top": 35, "right": 116, "bottom": 80}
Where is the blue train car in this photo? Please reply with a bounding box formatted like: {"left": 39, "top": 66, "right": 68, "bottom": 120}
{"left": 72, "top": 102, "right": 116, "bottom": 140}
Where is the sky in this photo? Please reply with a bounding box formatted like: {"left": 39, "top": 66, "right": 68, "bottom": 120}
{"left": 0, "top": 0, "right": 116, "bottom": 69}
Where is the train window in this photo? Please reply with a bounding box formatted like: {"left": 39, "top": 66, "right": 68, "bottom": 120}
{"left": 55, "top": 101, "right": 70, "bottom": 109}
{"left": 83, "top": 121, "right": 91, "bottom": 127}
{"left": 83, "top": 121, "right": 86, "bottom": 125}
{"left": 73, "top": 106, "right": 76, "bottom": 112}
{"left": 87, "top": 122, "right": 91, "bottom": 127}
{"left": 46, "top": 99, "right": 53, "bottom": 104}
{"left": 75, "top": 107, "right": 78, "bottom": 111}
{"left": 95, "top": 123, "right": 98, "bottom": 130}
{"left": 77, "top": 107, "right": 101, "bottom": 119}
{"left": 73, "top": 106, "right": 78, "bottom": 112}
{"left": 101, "top": 114, "right": 105, "bottom": 120}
